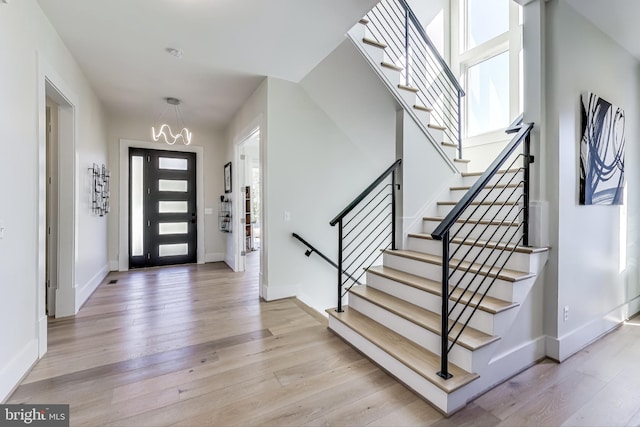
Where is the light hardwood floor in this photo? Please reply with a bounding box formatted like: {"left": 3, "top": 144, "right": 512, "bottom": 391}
{"left": 8, "top": 252, "right": 640, "bottom": 426}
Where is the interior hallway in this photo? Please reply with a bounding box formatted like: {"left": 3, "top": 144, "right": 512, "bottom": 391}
{"left": 7, "top": 252, "right": 640, "bottom": 426}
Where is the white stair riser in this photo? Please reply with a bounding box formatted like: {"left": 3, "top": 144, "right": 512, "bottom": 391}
{"left": 380, "top": 63, "right": 402, "bottom": 87}
{"left": 406, "top": 237, "right": 535, "bottom": 273}
{"left": 366, "top": 273, "right": 507, "bottom": 335}
{"left": 327, "top": 316, "right": 468, "bottom": 414}
{"left": 382, "top": 252, "right": 524, "bottom": 302}
{"left": 349, "top": 294, "right": 486, "bottom": 372}
{"left": 453, "top": 161, "right": 468, "bottom": 173}
{"left": 441, "top": 144, "right": 458, "bottom": 159}
{"left": 397, "top": 88, "right": 418, "bottom": 106}
{"left": 422, "top": 219, "right": 523, "bottom": 243}
{"left": 436, "top": 203, "right": 523, "bottom": 222}
{"left": 448, "top": 186, "right": 524, "bottom": 202}
{"left": 427, "top": 127, "right": 444, "bottom": 144}
{"left": 461, "top": 171, "right": 523, "bottom": 188}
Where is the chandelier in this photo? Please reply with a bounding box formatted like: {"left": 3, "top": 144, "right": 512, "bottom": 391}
{"left": 152, "top": 97, "right": 192, "bottom": 145}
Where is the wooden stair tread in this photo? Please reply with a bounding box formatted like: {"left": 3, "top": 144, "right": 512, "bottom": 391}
{"left": 453, "top": 158, "right": 471, "bottom": 163}
{"left": 428, "top": 123, "right": 447, "bottom": 131}
{"left": 327, "top": 306, "right": 479, "bottom": 393}
{"left": 350, "top": 286, "right": 499, "bottom": 351}
{"left": 450, "top": 183, "right": 523, "bottom": 191}
{"left": 407, "top": 233, "right": 549, "bottom": 255}
{"left": 462, "top": 168, "right": 521, "bottom": 177}
{"left": 384, "top": 249, "right": 534, "bottom": 282}
{"left": 398, "top": 84, "right": 419, "bottom": 93}
{"left": 359, "top": 17, "right": 370, "bottom": 25}
{"left": 441, "top": 142, "right": 458, "bottom": 148}
{"left": 414, "top": 104, "right": 433, "bottom": 112}
{"left": 437, "top": 200, "right": 521, "bottom": 206}
{"left": 381, "top": 61, "right": 403, "bottom": 71}
{"left": 363, "top": 37, "right": 387, "bottom": 49}
{"left": 367, "top": 266, "right": 517, "bottom": 314}
{"left": 423, "top": 216, "right": 521, "bottom": 227}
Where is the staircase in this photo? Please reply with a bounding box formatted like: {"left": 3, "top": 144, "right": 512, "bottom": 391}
{"left": 327, "top": 167, "right": 548, "bottom": 415}
{"left": 293, "top": 0, "right": 549, "bottom": 416}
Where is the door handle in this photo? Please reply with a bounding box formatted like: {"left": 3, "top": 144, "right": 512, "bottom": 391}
{"left": 191, "top": 218, "right": 196, "bottom": 224}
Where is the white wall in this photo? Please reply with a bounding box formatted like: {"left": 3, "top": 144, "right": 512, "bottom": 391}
{"left": 106, "top": 115, "right": 227, "bottom": 268}
{"left": 0, "top": 0, "right": 108, "bottom": 401}
{"left": 543, "top": 0, "right": 640, "bottom": 360}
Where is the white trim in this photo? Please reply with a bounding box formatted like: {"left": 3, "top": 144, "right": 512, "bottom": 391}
{"left": 205, "top": 252, "right": 225, "bottom": 263}
{"left": 118, "top": 139, "right": 205, "bottom": 271}
{"left": 77, "top": 263, "right": 109, "bottom": 309}
{"left": 37, "top": 51, "right": 80, "bottom": 330}
{"left": 109, "top": 260, "right": 119, "bottom": 271}
{"left": 547, "top": 295, "right": 640, "bottom": 361}
{"left": 0, "top": 339, "right": 38, "bottom": 403}
{"left": 263, "top": 285, "right": 296, "bottom": 302}
{"left": 231, "top": 115, "right": 266, "bottom": 299}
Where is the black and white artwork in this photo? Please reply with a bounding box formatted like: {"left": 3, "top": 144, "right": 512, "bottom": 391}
{"left": 580, "top": 92, "right": 625, "bottom": 205}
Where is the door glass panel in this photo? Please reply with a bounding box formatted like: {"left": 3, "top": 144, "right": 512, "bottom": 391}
{"left": 158, "top": 157, "right": 188, "bottom": 170}
{"left": 131, "top": 156, "right": 144, "bottom": 256}
{"left": 158, "top": 201, "right": 188, "bottom": 213}
{"left": 467, "top": 51, "right": 509, "bottom": 136}
{"left": 159, "top": 179, "right": 188, "bottom": 192}
{"left": 159, "top": 243, "right": 188, "bottom": 257}
{"left": 159, "top": 222, "right": 188, "bottom": 235}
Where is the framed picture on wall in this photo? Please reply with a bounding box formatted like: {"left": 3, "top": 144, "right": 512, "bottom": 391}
{"left": 224, "top": 162, "right": 232, "bottom": 193}
{"left": 580, "top": 92, "right": 625, "bottom": 205}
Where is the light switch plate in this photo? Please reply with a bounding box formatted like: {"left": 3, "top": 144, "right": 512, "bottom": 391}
{"left": 0, "top": 220, "right": 5, "bottom": 239}
{"left": 204, "top": 208, "right": 213, "bottom": 215}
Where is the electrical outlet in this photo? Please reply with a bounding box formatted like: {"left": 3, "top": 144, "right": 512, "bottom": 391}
{"left": 563, "top": 306, "right": 569, "bottom": 322}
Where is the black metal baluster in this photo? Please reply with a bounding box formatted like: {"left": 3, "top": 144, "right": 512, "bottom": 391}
{"left": 337, "top": 219, "right": 344, "bottom": 312}
{"left": 437, "top": 231, "right": 453, "bottom": 379}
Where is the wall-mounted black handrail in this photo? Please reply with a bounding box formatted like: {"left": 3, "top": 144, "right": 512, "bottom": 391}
{"left": 292, "top": 233, "right": 339, "bottom": 269}
{"left": 431, "top": 122, "right": 533, "bottom": 241}
{"left": 330, "top": 159, "right": 402, "bottom": 312}
{"left": 330, "top": 159, "right": 402, "bottom": 226}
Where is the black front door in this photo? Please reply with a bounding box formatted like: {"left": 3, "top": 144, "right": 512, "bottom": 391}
{"left": 129, "top": 148, "right": 197, "bottom": 268}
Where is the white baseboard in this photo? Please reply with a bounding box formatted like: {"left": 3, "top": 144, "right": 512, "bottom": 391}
{"left": 0, "top": 339, "right": 38, "bottom": 403}
{"left": 547, "top": 295, "right": 640, "bottom": 361}
{"left": 297, "top": 293, "right": 330, "bottom": 319}
{"left": 38, "top": 315, "right": 48, "bottom": 357}
{"left": 263, "top": 284, "right": 296, "bottom": 301}
{"left": 205, "top": 252, "right": 224, "bottom": 263}
{"left": 109, "top": 260, "right": 119, "bottom": 271}
{"left": 77, "top": 263, "right": 109, "bottom": 311}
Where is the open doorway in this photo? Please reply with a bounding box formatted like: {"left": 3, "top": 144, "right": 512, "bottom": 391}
{"left": 236, "top": 128, "right": 261, "bottom": 274}
{"left": 45, "top": 98, "right": 59, "bottom": 316}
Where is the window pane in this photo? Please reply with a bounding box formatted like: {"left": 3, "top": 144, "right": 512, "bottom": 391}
{"left": 159, "top": 179, "right": 188, "bottom": 192}
{"left": 131, "top": 156, "right": 144, "bottom": 256}
{"left": 467, "top": 0, "right": 508, "bottom": 49}
{"left": 467, "top": 51, "right": 509, "bottom": 136}
{"left": 159, "top": 243, "right": 188, "bottom": 257}
{"left": 159, "top": 222, "right": 188, "bottom": 235}
{"left": 158, "top": 201, "right": 188, "bottom": 213}
{"left": 158, "top": 157, "right": 188, "bottom": 170}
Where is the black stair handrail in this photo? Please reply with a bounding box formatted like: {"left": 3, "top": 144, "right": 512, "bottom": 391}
{"left": 330, "top": 159, "right": 402, "bottom": 312}
{"left": 330, "top": 159, "right": 402, "bottom": 226}
{"left": 398, "top": 0, "right": 464, "bottom": 96}
{"left": 431, "top": 119, "right": 532, "bottom": 241}
{"left": 430, "top": 115, "right": 534, "bottom": 380}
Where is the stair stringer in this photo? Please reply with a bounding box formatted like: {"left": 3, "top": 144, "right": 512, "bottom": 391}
{"left": 347, "top": 23, "right": 459, "bottom": 173}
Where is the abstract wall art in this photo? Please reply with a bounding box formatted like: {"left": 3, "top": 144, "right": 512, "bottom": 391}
{"left": 580, "top": 92, "right": 625, "bottom": 205}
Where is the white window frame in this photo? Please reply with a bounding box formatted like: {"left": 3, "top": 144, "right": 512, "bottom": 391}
{"left": 451, "top": 0, "right": 522, "bottom": 148}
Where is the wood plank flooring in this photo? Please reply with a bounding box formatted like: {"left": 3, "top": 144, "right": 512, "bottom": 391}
{"left": 7, "top": 251, "right": 640, "bottom": 426}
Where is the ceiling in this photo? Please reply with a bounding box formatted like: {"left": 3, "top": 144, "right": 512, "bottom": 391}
{"left": 36, "top": 0, "right": 378, "bottom": 129}
{"left": 565, "top": 0, "right": 640, "bottom": 61}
